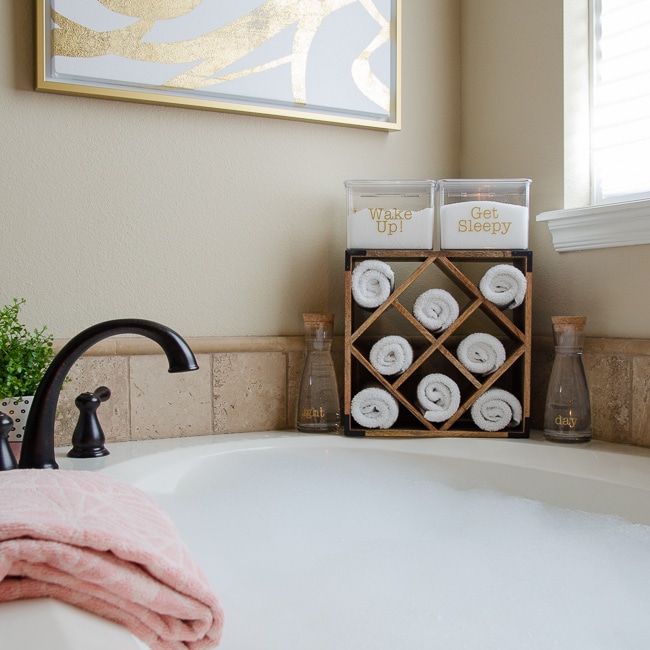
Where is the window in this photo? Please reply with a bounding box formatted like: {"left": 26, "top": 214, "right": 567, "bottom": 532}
{"left": 537, "top": 0, "right": 650, "bottom": 251}
{"left": 591, "top": 0, "right": 650, "bottom": 204}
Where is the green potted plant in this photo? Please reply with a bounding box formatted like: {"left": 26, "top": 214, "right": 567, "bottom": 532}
{"left": 0, "top": 298, "right": 55, "bottom": 442}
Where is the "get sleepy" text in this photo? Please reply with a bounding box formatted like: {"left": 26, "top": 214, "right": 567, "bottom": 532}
{"left": 457, "top": 205, "right": 511, "bottom": 235}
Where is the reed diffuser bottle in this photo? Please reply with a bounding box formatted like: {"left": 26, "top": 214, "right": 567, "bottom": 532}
{"left": 296, "top": 313, "right": 340, "bottom": 433}
{"left": 543, "top": 316, "right": 591, "bottom": 443}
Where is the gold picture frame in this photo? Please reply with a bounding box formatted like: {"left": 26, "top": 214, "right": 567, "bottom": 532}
{"left": 36, "top": 1, "right": 401, "bottom": 131}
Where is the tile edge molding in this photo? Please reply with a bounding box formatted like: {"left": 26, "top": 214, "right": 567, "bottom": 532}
{"left": 55, "top": 334, "right": 650, "bottom": 358}
{"left": 52, "top": 335, "right": 325, "bottom": 356}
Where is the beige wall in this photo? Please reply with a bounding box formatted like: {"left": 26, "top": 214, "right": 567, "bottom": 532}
{"left": 1, "top": 1, "right": 459, "bottom": 339}
{"left": 460, "top": 0, "right": 650, "bottom": 338}
{"left": 4, "top": 1, "right": 650, "bottom": 343}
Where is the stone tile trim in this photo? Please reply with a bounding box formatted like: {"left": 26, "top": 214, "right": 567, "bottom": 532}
{"left": 47, "top": 336, "right": 343, "bottom": 449}
{"left": 53, "top": 336, "right": 312, "bottom": 356}
{"left": 42, "top": 334, "right": 650, "bottom": 450}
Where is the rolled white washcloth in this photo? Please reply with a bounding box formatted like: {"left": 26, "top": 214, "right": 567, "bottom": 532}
{"left": 470, "top": 388, "right": 522, "bottom": 432}
{"left": 350, "top": 386, "right": 399, "bottom": 429}
{"left": 369, "top": 335, "right": 413, "bottom": 376}
{"left": 479, "top": 264, "right": 527, "bottom": 309}
{"left": 416, "top": 373, "right": 461, "bottom": 422}
{"left": 457, "top": 333, "right": 506, "bottom": 375}
{"left": 413, "top": 288, "right": 459, "bottom": 332}
{"left": 351, "top": 259, "right": 395, "bottom": 309}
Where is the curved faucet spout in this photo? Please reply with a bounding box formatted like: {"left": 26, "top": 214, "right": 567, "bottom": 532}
{"left": 18, "top": 319, "right": 199, "bottom": 470}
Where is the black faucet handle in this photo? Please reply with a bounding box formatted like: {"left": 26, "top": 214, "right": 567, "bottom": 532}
{"left": 94, "top": 386, "right": 111, "bottom": 402}
{"left": 67, "top": 387, "right": 111, "bottom": 459}
{"left": 0, "top": 412, "right": 18, "bottom": 471}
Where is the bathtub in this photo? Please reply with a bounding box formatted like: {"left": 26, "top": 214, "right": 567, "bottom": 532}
{"left": 4, "top": 431, "right": 650, "bottom": 649}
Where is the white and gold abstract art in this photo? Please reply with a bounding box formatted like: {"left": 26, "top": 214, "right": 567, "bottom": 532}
{"left": 37, "top": 0, "right": 401, "bottom": 129}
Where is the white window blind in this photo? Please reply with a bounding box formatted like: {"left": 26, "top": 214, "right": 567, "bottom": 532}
{"left": 591, "top": 0, "right": 650, "bottom": 203}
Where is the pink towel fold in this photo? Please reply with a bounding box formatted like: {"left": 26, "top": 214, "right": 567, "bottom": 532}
{"left": 0, "top": 470, "right": 224, "bottom": 650}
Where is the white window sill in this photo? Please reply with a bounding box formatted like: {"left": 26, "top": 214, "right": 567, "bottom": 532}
{"left": 536, "top": 199, "right": 650, "bottom": 252}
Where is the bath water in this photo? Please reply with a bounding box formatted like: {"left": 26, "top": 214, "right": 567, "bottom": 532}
{"left": 152, "top": 447, "right": 650, "bottom": 650}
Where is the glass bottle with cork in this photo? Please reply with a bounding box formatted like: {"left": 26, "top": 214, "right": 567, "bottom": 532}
{"left": 296, "top": 313, "right": 340, "bottom": 433}
{"left": 543, "top": 316, "right": 592, "bottom": 443}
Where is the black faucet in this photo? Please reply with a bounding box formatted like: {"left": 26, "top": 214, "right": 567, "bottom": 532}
{"left": 17, "top": 319, "right": 199, "bottom": 470}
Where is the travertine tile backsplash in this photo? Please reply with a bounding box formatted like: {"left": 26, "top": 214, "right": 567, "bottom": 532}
{"left": 46, "top": 335, "right": 650, "bottom": 449}
{"left": 50, "top": 336, "right": 343, "bottom": 449}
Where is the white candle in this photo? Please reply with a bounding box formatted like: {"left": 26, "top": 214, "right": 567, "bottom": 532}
{"left": 440, "top": 201, "right": 528, "bottom": 249}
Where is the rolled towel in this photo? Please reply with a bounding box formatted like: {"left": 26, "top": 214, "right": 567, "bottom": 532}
{"left": 0, "top": 470, "right": 224, "bottom": 650}
{"left": 470, "top": 388, "right": 522, "bottom": 432}
{"left": 457, "top": 333, "right": 506, "bottom": 375}
{"left": 413, "top": 289, "right": 459, "bottom": 332}
{"left": 369, "top": 335, "right": 413, "bottom": 376}
{"left": 416, "top": 373, "right": 461, "bottom": 422}
{"left": 479, "top": 264, "right": 527, "bottom": 309}
{"left": 351, "top": 259, "right": 395, "bottom": 309}
{"left": 351, "top": 386, "right": 399, "bottom": 429}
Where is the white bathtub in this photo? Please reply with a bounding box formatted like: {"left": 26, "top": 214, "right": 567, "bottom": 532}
{"left": 4, "top": 431, "right": 650, "bottom": 649}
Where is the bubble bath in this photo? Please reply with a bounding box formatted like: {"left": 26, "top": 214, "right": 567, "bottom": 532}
{"left": 5, "top": 433, "right": 650, "bottom": 649}
{"left": 156, "top": 447, "right": 650, "bottom": 650}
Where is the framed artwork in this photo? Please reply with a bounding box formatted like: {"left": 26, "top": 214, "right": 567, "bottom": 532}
{"left": 36, "top": 0, "right": 401, "bottom": 130}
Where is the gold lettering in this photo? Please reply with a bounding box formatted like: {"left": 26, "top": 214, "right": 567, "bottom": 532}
{"left": 554, "top": 414, "right": 578, "bottom": 428}
{"left": 301, "top": 406, "right": 325, "bottom": 420}
{"left": 376, "top": 222, "right": 398, "bottom": 235}
{"left": 456, "top": 219, "right": 513, "bottom": 235}
{"left": 368, "top": 208, "right": 414, "bottom": 222}
{"left": 470, "top": 206, "right": 501, "bottom": 219}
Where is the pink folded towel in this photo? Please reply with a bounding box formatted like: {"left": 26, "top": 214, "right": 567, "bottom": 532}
{"left": 0, "top": 470, "right": 224, "bottom": 650}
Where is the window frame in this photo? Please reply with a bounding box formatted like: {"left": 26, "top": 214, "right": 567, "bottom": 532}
{"left": 537, "top": 0, "right": 650, "bottom": 252}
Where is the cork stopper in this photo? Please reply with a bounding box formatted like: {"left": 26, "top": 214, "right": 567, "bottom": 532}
{"left": 551, "top": 316, "right": 586, "bottom": 332}
{"left": 302, "top": 313, "right": 334, "bottom": 343}
{"left": 303, "top": 313, "right": 334, "bottom": 325}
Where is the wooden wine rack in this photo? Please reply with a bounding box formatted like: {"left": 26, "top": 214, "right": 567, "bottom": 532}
{"left": 344, "top": 249, "right": 532, "bottom": 438}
